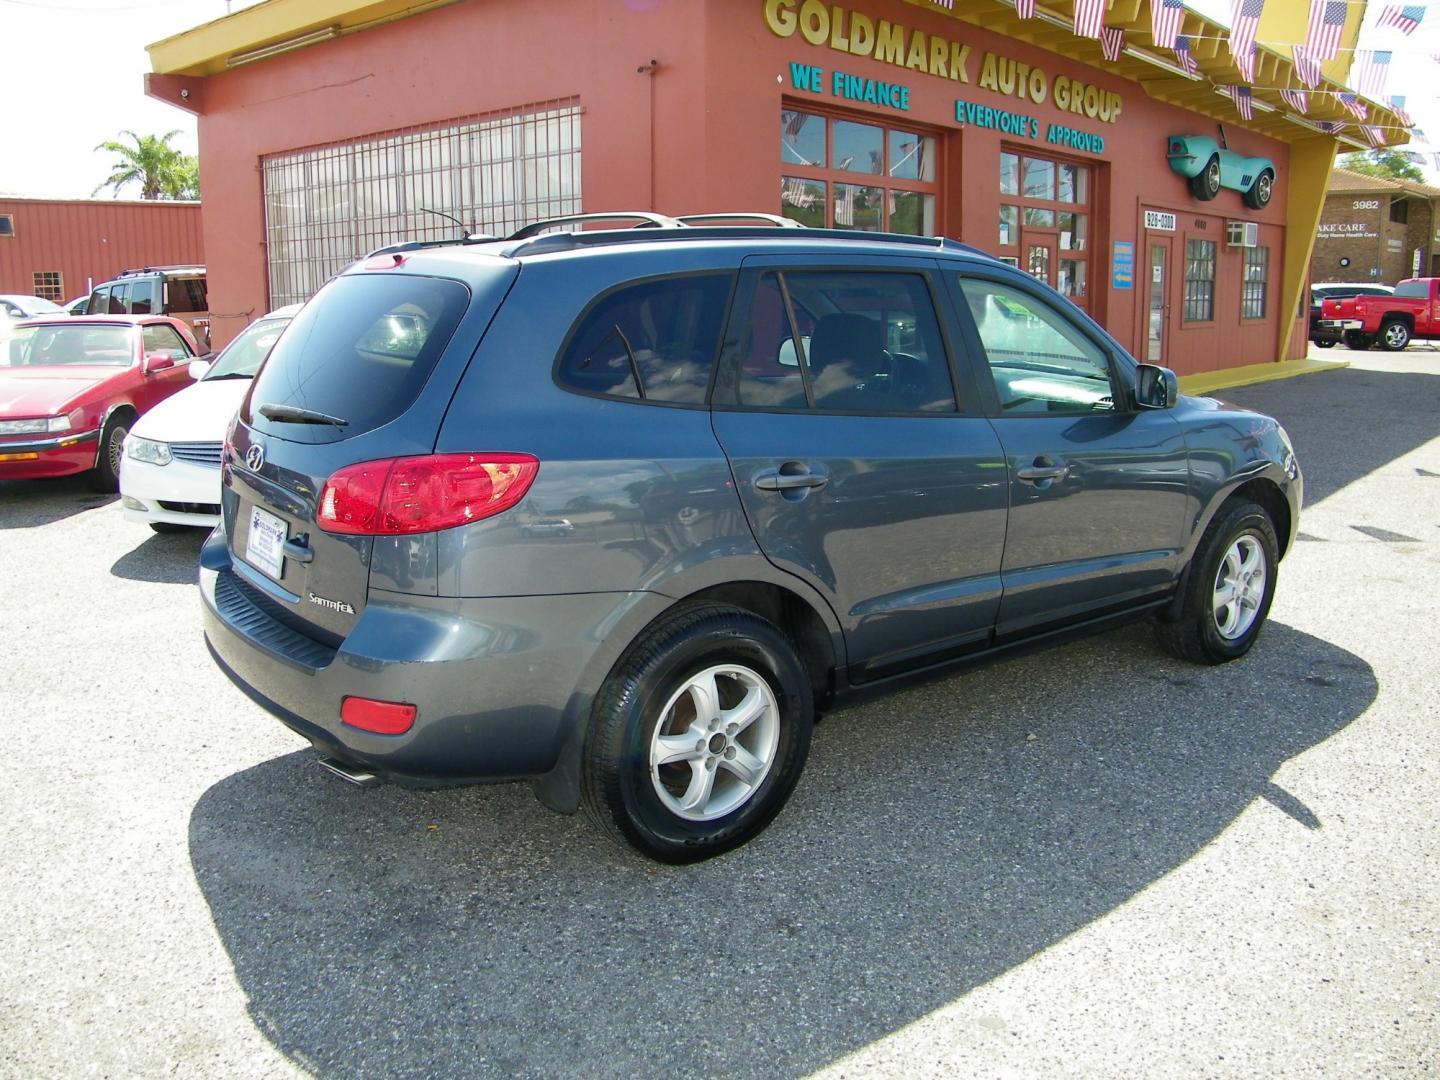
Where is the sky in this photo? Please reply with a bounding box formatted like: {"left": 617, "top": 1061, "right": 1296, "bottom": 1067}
{"left": 1, "top": 0, "right": 1437, "bottom": 200}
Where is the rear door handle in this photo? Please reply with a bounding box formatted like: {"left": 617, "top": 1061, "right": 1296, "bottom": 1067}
{"left": 282, "top": 536, "right": 314, "bottom": 564}
{"left": 754, "top": 467, "right": 829, "bottom": 492}
{"left": 1016, "top": 457, "right": 1070, "bottom": 483}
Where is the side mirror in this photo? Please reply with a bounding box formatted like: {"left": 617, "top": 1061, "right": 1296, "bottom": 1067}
{"left": 1136, "top": 364, "right": 1178, "bottom": 409}
{"left": 187, "top": 358, "right": 212, "bottom": 380}
{"left": 143, "top": 351, "right": 176, "bottom": 374}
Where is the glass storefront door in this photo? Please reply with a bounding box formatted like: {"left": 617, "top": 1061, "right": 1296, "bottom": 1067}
{"left": 1147, "top": 237, "right": 1172, "bottom": 364}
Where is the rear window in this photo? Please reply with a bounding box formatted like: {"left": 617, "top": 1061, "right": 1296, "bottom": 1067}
{"left": 245, "top": 274, "right": 470, "bottom": 440}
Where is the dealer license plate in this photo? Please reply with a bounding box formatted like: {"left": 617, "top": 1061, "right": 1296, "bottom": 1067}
{"left": 245, "top": 505, "right": 287, "bottom": 581}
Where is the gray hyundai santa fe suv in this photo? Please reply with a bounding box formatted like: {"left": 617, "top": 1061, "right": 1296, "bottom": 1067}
{"left": 200, "top": 218, "right": 1301, "bottom": 862}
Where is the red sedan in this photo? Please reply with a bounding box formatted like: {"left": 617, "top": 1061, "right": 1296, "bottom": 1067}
{"left": 0, "top": 315, "right": 207, "bottom": 491}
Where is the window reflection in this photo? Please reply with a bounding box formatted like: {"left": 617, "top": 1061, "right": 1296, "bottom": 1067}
{"left": 781, "top": 110, "right": 826, "bottom": 167}
{"left": 833, "top": 120, "right": 884, "bottom": 174}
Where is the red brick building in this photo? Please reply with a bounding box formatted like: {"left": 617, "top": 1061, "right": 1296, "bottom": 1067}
{"left": 1311, "top": 168, "right": 1440, "bottom": 286}
{"left": 146, "top": 0, "right": 1405, "bottom": 373}
{"left": 0, "top": 197, "right": 203, "bottom": 304}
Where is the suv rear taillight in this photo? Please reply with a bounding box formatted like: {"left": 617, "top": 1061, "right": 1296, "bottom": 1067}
{"left": 317, "top": 453, "right": 539, "bottom": 535}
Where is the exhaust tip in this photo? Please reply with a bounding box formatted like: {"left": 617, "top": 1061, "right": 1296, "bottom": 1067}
{"left": 316, "top": 755, "right": 382, "bottom": 788}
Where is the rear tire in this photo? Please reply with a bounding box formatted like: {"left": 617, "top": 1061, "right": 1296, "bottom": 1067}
{"left": 1190, "top": 155, "right": 1221, "bottom": 201}
{"left": 1243, "top": 169, "right": 1274, "bottom": 210}
{"left": 582, "top": 604, "right": 814, "bottom": 863}
{"left": 1379, "top": 318, "right": 1411, "bottom": 351}
{"left": 1155, "top": 500, "right": 1278, "bottom": 665}
{"left": 1343, "top": 331, "right": 1372, "bottom": 351}
{"left": 1314, "top": 339, "right": 1334, "bottom": 349}
{"left": 89, "top": 413, "right": 130, "bottom": 493}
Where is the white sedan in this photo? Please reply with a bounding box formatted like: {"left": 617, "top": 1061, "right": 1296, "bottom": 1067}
{"left": 120, "top": 305, "right": 299, "bottom": 532}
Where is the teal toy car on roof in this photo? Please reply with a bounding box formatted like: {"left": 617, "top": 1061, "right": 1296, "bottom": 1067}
{"left": 1167, "top": 132, "right": 1275, "bottom": 209}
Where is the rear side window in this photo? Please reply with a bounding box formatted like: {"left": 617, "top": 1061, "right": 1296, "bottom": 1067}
{"left": 556, "top": 275, "right": 731, "bottom": 404}
{"left": 129, "top": 280, "right": 155, "bottom": 315}
{"left": 165, "top": 277, "right": 208, "bottom": 312}
{"left": 245, "top": 274, "right": 470, "bottom": 440}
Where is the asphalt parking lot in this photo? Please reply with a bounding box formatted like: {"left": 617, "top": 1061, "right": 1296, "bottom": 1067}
{"left": 1, "top": 350, "right": 1436, "bottom": 1079}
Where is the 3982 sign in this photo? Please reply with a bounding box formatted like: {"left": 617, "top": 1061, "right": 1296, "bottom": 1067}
{"left": 1352, "top": 200, "right": 1381, "bottom": 210}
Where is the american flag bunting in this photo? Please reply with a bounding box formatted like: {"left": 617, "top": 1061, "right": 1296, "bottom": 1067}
{"left": 1280, "top": 87, "right": 1309, "bottom": 113}
{"left": 1361, "top": 125, "right": 1386, "bottom": 147}
{"left": 1235, "top": 45, "right": 1257, "bottom": 83}
{"left": 1376, "top": 5, "right": 1424, "bottom": 35}
{"left": 1174, "top": 35, "right": 1200, "bottom": 77}
{"left": 1293, "top": 45, "right": 1322, "bottom": 88}
{"left": 1338, "top": 92, "right": 1368, "bottom": 120}
{"left": 1101, "top": 25, "right": 1125, "bottom": 61}
{"left": 1230, "top": 85, "right": 1254, "bottom": 120}
{"left": 928, "top": 0, "right": 956, "bottom": 9}
{"left": 1230, "top": 0, "right": 1264, "bottom": 73}
{"left": 1388, "top": 95, "right": 1412, "bottom": 127}
{"left": 1014, "top": 0, "right": 1036, "bottom": 17}
{"left": 1152, "top": 0, "right": 1185, "bottom": 50}
{"left": 1074, "top": 0, "right": 1107, "bottom": 39}
{"left": 1315, "top": 119, "right": 1347, "bottom": 134}
{"left": 1304, "top": 0, "right": 1347, "bottom": 62}
{"left": 1432, "top": 152, "right": 1440, "bottom": 172}
{"left": 1353, "top": 50, "right": 1392, "bottom": 98}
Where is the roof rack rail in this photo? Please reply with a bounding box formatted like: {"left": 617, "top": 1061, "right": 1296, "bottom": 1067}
{"left": 117, "top": 264, "right": 206, "bottom": 276}
{"left": 673, "top": 213, "right": 801, "bottom": 228}
{"left": 506, "top": 212, "right": 686, "bottom": 239}
{"left": 505, "top": 225, "right": 992, "bottom": 259}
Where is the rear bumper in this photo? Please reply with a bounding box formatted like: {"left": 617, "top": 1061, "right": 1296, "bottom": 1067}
{"left": 0, "top": 429, "right": 99, "bottom": 478}
{"left": 198, "top": 529, "right": 645, "bottom": 782}
{"left": 1317, "top": 319, "right": 1364, "bottom": 332}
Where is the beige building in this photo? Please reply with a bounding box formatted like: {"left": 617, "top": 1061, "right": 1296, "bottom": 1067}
{"left": 1311, "top": 169, "right": 1440, "bottom": 285}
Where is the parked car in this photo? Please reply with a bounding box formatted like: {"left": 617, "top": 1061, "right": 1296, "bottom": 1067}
{"left": 63, "top": 295, "right": 91, "bottom": 317}
{"left": 0, "top": 315, "right": 206, "bottom": 490}
{"left": 1166, "top": 133, "right": 1275, "bottom": 209}
{"left": 1308, "top": 283, "right": 1393, "bottom": 348}
{"left": 122, "top": 304, "right": 300, "bottom": 532}
{"left": 1318, "top": 277, "right": 1440, "bottom": 351}
{"left": 199, "top": 217, "right": 1301, "bottom": 863}
{"left": 86, "top": 265, "right": 209, "bottom": 347}
{"left": 1, "top": 294, "right": 67, "bottom": 320}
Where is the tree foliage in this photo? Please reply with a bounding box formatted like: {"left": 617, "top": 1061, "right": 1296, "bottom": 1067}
{"left": 92, "top": 130, "right": 200, "bottom": 200}
{"left": 1339, "top": 149, "right": 1425, "bottom": 183}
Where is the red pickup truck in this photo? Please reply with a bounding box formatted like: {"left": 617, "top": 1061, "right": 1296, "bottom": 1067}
{"left": 1319, "top": 277, "right": 1440, "bottom": 351}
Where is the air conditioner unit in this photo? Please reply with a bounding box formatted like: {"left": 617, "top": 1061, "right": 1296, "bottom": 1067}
{"left": 1226, "top": 221, "right": 1259, "bottom": 247}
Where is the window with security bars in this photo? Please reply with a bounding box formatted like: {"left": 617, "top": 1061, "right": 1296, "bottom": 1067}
{"left": 0, "top": 215, "right": 13, "bottom": 237}
{"left": 262, "top": 102, "right": 581, "bottom": 308}
{"left": 32, "top": 271, "right": 62, "bottom": 301}
{"left": 1242, "top": 245, "right": 1269, "bottom": 320}
{"left": 1183, "top": 240, "right": 1216, "bottom": 322}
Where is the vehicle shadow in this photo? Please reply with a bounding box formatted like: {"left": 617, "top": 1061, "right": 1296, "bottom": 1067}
{"left": 110, "top": 528, "right": 208, "bottom": 584}
{"left": 1214, "top": 364, "right": 1440, "bottom": 505}
{"left": 188, "top": 621, "right": 1375, "bottom": 1079}
{"left": 0, "top": 476, "right": 114, "bottom": 529}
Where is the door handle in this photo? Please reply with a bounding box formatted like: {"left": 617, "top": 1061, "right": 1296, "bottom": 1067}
{"left": 282, "top": 536, "right": 314, "bottom": 564}
{"left": 1016, "top": 458, "right": 1069, "bottom": 483}
{"left": 754, "top": 467, "right": 829, "bottom": 492}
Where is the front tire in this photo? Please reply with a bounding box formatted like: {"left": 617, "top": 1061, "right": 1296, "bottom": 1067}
{"left": 148, "top": 522, "right": 190, "bottom": 534}
{"left": 582, "top": 604, "right": 814, "bottom": 863}
{"left": 1379, "top": 318, "right": 1411, "bottom": 351}
{"left": 1244, "top": 168, "right": 1274, "bottom": 210}
{"left": 89, "top": 413, "right": 130, "bottom": 493}
{"left": 1155, "top": 500, "right": 1278, "bottom": 664}
{"left": 1190, "top": 155, "right": 1221, "bottom": 201}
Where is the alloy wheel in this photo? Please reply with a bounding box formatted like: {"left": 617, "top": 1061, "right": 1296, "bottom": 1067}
{"left": 1212, "top": 534, "right": 1266, "bottom": 640}
{"left": 649, "top": 664, "right": 780, "bottom": 822}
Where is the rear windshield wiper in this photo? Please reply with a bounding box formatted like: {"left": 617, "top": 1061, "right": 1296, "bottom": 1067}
{"left": 258, "top": 402, "right": 349, "bottom": 427}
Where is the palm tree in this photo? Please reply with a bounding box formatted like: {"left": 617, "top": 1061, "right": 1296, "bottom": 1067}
{"left": 92, "top": 130, "right": 198, "bottom": 200}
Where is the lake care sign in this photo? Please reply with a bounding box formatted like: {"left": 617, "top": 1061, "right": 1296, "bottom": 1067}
{"left": 765, "top": 0, "right": 1124, "bottom": 123}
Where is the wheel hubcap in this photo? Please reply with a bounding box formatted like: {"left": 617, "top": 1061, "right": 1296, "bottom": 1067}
{"left": 1207, "top": 163, "right": 1219, "bottom": 189}
{"left": 649, "top": 663, "right": 780, "bottom": 822}
{"left": 1258, "top": 175, "right": 1271, "bottom": 200}
{"left": 109, "top": 425, "right": 128, "bottom": 474}
{"left": 1387, "top": 325, "right": 1406, "bottom": 347}
{"left": 1213, "top": 535, "right": 1267, "bottom": 641}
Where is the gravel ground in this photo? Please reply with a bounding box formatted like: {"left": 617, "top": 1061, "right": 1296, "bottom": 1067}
{"left": 0, "top": 350, "right": 1435, "bottom": 1079}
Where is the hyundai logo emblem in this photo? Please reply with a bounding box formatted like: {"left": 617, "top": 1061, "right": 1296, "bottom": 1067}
{"left": 245, "top": 445, "right": 265, "bottom": 471}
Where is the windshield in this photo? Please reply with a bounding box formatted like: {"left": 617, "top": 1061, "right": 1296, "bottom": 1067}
{"left": 203, "top": 316, "right": 293, "bottom": 380}
{"left": 2, "top": 324, "right": 136, "bottom": 367}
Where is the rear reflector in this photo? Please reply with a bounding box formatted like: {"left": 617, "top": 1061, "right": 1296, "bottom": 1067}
{"left": 340, "top": 696, "right": 417, "bottom": 735}
{"left": 318, "top": 452, "right": 539, "bottom": 535}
